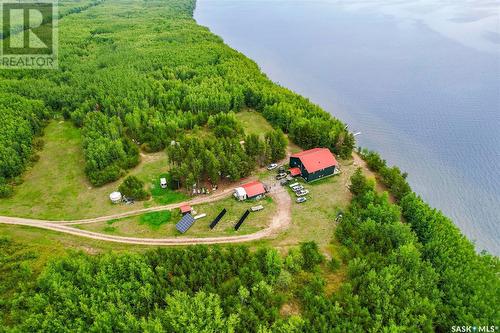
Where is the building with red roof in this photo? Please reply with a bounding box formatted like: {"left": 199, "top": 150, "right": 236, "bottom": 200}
{"left": 233, "top": 181, "right": 266, "bottom": 201}
{"left": 180, "top": 205, "right": 192, "bottom": 215}
{"left": 289, "top": 148, "right": 338, "bottom": 182}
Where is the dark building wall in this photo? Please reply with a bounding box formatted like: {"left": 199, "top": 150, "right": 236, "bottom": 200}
{"left": 304, "top": 166, "right": 336, "bottom": 182}
{"left": 289, "top": 157, "right": 301, "bottom": 169}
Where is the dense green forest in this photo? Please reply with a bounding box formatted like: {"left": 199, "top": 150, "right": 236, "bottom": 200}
{"left": 0, "top": 0, "right": 353, "bottom": 193}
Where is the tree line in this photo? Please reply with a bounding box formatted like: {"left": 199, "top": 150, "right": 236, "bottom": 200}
{"left": 0, "top": 93, "right": 49, "bottom": 197}
{"left": 357, "top": 148, "right": 499, "bottom": 330}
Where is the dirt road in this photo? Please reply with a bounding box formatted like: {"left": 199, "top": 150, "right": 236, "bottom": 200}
{"left": 0, "top": 186, "right": 292, "bottom": 246}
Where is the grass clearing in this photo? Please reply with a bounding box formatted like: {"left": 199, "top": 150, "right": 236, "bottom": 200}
{"left": 138, "top": 211, "right": 173, "bottom": 229}
{"left": 77, "top": 195, "right": 276, "bottom": 238}
{"left": 236, "top": 109, "right": 274, "bottom": 138}
{"left": 149, "top": 173, "right": 188, "bottom": 205}
{"left": 0, "top": 121, "right": 184, "bottom": 220}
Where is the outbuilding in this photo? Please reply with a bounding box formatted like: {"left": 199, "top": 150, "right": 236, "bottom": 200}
{"left": 289, "top": 148, "right": 338, "bottom": 182}
{"left": 109, "top": 192, "right": 122, "bottom": 204}
{"left": 180, "top": 205, "right": 192, "bottom": 215}
{"left": 233, "top": 181, "right": 266, "bottom": 201}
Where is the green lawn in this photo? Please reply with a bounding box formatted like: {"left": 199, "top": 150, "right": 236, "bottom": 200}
{"left": 149, "top": 173, "right": 188, "bottom": 205}
{"left": 236, "top": 109, "right": 274, "bottom": 138}
{"left": 0, "top": 121, "right": 184, "bottom": 220}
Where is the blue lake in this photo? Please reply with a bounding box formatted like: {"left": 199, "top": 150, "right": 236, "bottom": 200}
{"left": 195, "top": 0, "right": 500, "bottom": 254}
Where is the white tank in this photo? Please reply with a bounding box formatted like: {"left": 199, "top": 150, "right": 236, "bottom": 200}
{"left": 109, "top": 191, "right": 122, "bottom": 203}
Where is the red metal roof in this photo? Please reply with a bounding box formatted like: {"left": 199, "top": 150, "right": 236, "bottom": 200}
{"left": 241, "top": 181, "right": 266, "bottom": 198}
{"left": 180, "top": 205, "right": 192, "bottom": 214}
{"left": 291, "top": 148, "right": 337, "bottom": 173}
{"left": 289, "top": 167, "right": 301, "bottom": 177}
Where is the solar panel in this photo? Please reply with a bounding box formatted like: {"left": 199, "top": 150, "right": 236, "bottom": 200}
{"left": 176, "top": 213, "right": 195, "bottom": 233}
{"left": 234, "top": 210, "right": 250, "bottom": 231}
{"left": 210, "top": 208, "right": 227, "bottom": 229}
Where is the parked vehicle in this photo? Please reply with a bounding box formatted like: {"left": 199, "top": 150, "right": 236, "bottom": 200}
{"left": 267, "top": 163, "right": 278, "bottom": 170}
{"left": 278, "top": 166, "right": 286, "bottom": 174}
{"left": 123, "top": 196, "right": 135, "bottom": 205}
{"left": 296, "top": 197, "right": 307, "bottom": 203}
{"left": 296, "top": 189, "right": 309, "bottom": 197}
{"left": 251, "top": 205, "right": 264, "bottom": 212}
{"left": 288, "top": 182, "right": 300, "bottom": 189}
{"left": 276, "top": 172, "right": 287, "bottom": 180}
{"left": 292, "top": 185, "right": 304, "bottom": 192}
{"left": 160, "top": 177, "right": 167, "bottom": 189}
{"left": 280, "top": 179, "right": 289, "bottom": 186}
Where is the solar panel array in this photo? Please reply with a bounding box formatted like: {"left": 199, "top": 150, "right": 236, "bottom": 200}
{"left": 234, "top": 210, "right": 250, "bottom": 231}
{"left": 210, "top": 208, "right": 227, "bottom": 229}
{"left": 176, "top": 213, "right": 195, "bottom": 233}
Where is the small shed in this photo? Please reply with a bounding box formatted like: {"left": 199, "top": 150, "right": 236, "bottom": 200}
{"left": 109, "top": 192, "right": 122, "bottom": 204}
{"left": 233, "top": 187, "right": 247, "bottom": 201}
{"left": 180, "top": 205, "right": 192, "bottom": 215}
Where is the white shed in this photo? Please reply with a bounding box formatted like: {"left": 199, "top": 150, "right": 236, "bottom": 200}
{"left": 109, "top": 191, "right": 122, "bottom": 204}
{"left": 233, "top": 187, "right": 247, "bottom": 201}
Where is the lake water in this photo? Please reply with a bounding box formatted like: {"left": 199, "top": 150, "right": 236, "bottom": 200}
{"left": 194, "top": 0, "right": 500, "bottom": 255}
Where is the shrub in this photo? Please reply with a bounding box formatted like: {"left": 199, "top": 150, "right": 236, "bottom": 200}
{"left": 300, "top": 242, "right": 324, "bottom": 271}
{"left": 328, "top": 257, "right": 341, "bottom": 272}
{"left": 118, "top": 175, "right": 149, "bottom": 201}
{"left": 0, "top": 183, "right": 14, "bottom": 198}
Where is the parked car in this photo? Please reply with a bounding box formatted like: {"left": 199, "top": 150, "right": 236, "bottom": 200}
{"left": 251, "top": 205, "right": 264, "bottom": 212}
{"left": 292, "top": 185, "right": 304, "bottom": 192}
{"left": 278, "top": 166, "right": 286, "bottom": 174}
{"left": 123, "top": 196, "right": 135, "bottom": 205}
{"left": 280, "top": 179, "right": 289, "bottom": 186}
{"left": 276, "top": 172, "right": 287, "bottom": 180}
{"left": 288, "top": 182, "right": 300, "bottom": 189}
{"left": 296, "top": 197, "right": 307, "bottom": 203}
{"left": 267, "top": 163, "right": 278, "bottom": 170}
{"left": 296, "top": 189, "right": 309, "bottom": 197}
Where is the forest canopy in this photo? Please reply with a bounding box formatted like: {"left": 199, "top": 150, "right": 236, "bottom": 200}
{"left": 0, "top": 0, "right": 353, "bottom": 193}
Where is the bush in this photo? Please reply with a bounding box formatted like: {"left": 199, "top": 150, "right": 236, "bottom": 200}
{"left": 284, "top": 248, "right": 304, "bottom": 273}
{"left": 0, "top": 183, "right": 14, "bottom": 198}
{"left": 328, "top": 257, "right": 341, "bottom": 272}
{"left": 300, "top": 242, "right": 324, "bottom": 271}
{"left": 118, "top": 175, "right": 149, "bottom": 201}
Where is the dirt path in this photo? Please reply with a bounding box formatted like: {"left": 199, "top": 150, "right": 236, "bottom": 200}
{"left": 0, "top": 187, "right": 292, "bottom": 246}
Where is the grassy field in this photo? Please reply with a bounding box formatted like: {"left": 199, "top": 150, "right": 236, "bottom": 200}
{"left": 236, "top": 109, "right": 274, "bottom": 138}
{"left": 76, "top": 195, "right": 276, "bottom": 238}
{"left": 0, "top": 121, "right": 185, "bottom": 220}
